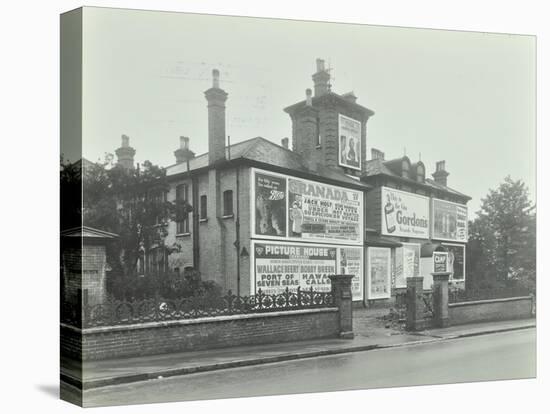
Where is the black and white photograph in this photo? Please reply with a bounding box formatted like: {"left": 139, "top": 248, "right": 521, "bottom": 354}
{"left": 3, "top": 1, "right": 546, "bottom": 413}
{"left": 57, "top": 5, "right": 538, "bottom": 408}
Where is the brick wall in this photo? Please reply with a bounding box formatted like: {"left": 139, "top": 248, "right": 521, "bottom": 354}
{"left": 449, "top": 296, "right": 534, "bottom": 325}
{"left": 62, "top": 308, "right": 339, "bottom": 361}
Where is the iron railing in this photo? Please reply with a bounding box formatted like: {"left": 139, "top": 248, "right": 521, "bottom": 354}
{"left": 66, "top": 287, "right": 334, "bottom": 328}
{"left": 448, "top": 287, "right": 532, "bottom": 304}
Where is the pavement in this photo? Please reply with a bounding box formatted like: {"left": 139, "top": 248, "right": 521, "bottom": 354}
{"left": 61, "top": 308, "right": 536, "bottom": 390}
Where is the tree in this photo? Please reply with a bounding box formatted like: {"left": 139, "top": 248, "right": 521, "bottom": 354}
{"left": 467, "top": 176, "right": 536, "bottom": 291}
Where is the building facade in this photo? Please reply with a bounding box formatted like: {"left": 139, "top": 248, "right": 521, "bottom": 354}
{"left": 113, "top": 59, "right": 470, "bottom": 304}
{"left": 362, "top": 149, "right": 471, "bottom": 300}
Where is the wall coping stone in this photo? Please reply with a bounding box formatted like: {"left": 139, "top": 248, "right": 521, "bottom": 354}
{"left": 61, "top": 307, "right": 339, "bottom": 335}
{"left": 449, "top": 296, "right": 532, "bottom": 308}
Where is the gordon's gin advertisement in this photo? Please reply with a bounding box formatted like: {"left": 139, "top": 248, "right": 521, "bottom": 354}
{"left": 381, "top": 187, "right": 430, "bottom": 238}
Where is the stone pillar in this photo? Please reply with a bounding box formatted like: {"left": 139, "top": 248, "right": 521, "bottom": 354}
{"left": 432, "top": 272, "right": 451, "bottom": 328}
{"left": 329, "top": 274, "right": 354, "bottom": 339}
{"left": 406, "top": 276, "right": 426, "bottom": 331}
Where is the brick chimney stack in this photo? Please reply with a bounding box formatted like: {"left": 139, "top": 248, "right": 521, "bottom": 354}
{"left": 204, "top": 69, "right": 228, "bottom": 165}
{"left": 174, "top": 136, "right": 195, "bottom": 164}
{"left": 115, "top": 134, "right": 135, "bottom": 170}
{"left": 294, "top": 88, "right": 319, "bottom": 170}
{"left": 432, "top": 160, "right": 449, "bottom": 186}
{"left": 312, "top": 58, "right": 330, "bottom": 97}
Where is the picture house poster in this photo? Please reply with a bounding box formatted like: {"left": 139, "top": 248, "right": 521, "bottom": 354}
{"left": 252, "top": 242, "right": 363, "bottom": 300}
{"left": 251, "top": 169, "right": 363, "bottom": 245}
{"left": 338, "top": 114, "right": 362, "bottom": 170}
{"left": 381, "top": 187, "right": 430, "bottom": 238}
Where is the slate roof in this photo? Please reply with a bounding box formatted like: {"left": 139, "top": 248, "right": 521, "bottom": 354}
{"left": 364, "top": 157, "right": 470, "bottom": 200}
{"left": 166, "top": 136, "right": 370, "bottom": 189}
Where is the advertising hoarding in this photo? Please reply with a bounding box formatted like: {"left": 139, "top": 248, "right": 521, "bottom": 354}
{"left": 381, "top": 187, "right": 430, "bottom": 239}
{"left": 367, "top": 247, "right": 391, "bottom": 299}
{"left": 442, "top": 243, "right": 466, "bottom": 281}
{"left": 432, "top": 198, "right": 468, "bottom": 242}
{"left": 251, "top": 241, "right": 363, "bottom": 300}
{"left": 394, "top": 243, "right": 420, "bottom": 288}
{"left": 338, "top": 114, "right": 362, "bottom": 171}
{"left": 251, "top": 169, "right": 363, "bottom": 245}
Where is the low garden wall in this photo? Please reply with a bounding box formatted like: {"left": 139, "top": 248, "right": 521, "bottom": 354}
{"left": 61, "top": 307, "right": 340, "bottom": 361}
{"left": 448, "top": 296, "right": 534, "bottom": 326}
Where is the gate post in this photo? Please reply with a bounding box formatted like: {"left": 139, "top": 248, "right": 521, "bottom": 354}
{"left": 329, "top": 274, "right": 354, "bottom": 339}
{"left": 406, "top": 276, "right": 425, "bottom": 331}
{"left": 432, "top": 272, "right": 451, "bottom": 328}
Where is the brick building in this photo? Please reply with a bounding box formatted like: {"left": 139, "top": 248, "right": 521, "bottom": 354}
{"left": 363, "top": 149, "right": 471, "bottom": 299}
{"left": 112, "top": 59, "right": 470, "bottom": 304}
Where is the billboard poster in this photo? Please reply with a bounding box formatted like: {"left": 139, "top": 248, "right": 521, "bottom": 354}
{"left": 367, "top": 247, "right": 391, "bottom": 299}
{"left": 254, "top": 172, "right": 287, "bottom": 237}
{"left": 443, "top": 243, "right": 466, "bottom": 281}
{"left": 395, "top": 243, "right": 420, "bottom": 288}
{"left": 432, "top": 199, "right": 468, "bottom": 242}
{"left": 338, "top": 114, "right": 362, "bottom": 171}
{"left": 251, "top": 169, "right": 363, "bottom": 245}
{"left": 381, "top": 187, "right": 430, "bottom": 238}
{"left": 339, "top": 246, "right": 363, "bottom": 301}
{"left": 252, "top": 242, "right": 363, "bottom": 301}
{"left": 287, "top": 177, "right": 363, "bottom": 244}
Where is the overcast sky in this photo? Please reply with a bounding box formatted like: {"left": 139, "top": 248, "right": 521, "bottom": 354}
{"left": 79, "top": 7, "right": 536, "bottom": 218}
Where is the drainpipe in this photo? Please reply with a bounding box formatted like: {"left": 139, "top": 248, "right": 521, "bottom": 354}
{"left": 235, "top": 165, "right": 241, "bottom": 296}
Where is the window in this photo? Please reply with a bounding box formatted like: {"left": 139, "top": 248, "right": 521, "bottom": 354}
{"left": 200, "top": 195, "right": 207, "bottom": 220}
{"left": 223, "top": 190, "right": 233, "bottom": 216}
{"left": 402, "top": 159, "right": 410, "bottom": 179}
{"left": 316, "top": 117, "right": 321, "bottom": 147}
{"left": 176, "top": 183, "right": 190, "bottom": 234}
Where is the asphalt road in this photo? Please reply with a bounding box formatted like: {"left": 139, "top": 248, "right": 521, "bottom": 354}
{"left": 82, "top": 328, "right": 536, "bottom": 407}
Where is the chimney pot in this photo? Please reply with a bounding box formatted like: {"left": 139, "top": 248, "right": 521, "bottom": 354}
{"left": 212, "top": 69, "right": 220, "bottom": 88}
{"left": 281, "top": 137, "right": 289, "bottom": 149}
{"left": 316, "top": 58, "right": 325, "bottom": 72}
{"left": 180, "top": 136, "right": 189, "bottom": 150}
{"left": 121, "top": 134, "right": 129, "bottom": 148}
{"left": 305, "top": 88, "right": 313, "bottom": 106}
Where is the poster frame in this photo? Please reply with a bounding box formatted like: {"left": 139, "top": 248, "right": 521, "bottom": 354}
{"left": 441, "top": 242, "right": 466, "bottom": 282}
{"left": 380, "top": 186, "right": 430, "bottom": 239}
{"left": 431, "top": 198, "right": 469, "bottom": 243}
{"left": 250, "top": 240, "right": 364, "bottom": 301}
{"left": 394, "top": 242, "right": 421, "bottom": 288}
{"left": 250, "top": 167, "right": 364, "bottom": 245}
{"left": 366, "top": 246, "right": 392, "bottom": 300}
{"left": 337, "top": 113, "right": 362, "bottom": 171}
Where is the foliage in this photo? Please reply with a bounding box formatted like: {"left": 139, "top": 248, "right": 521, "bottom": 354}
{"left": 467, "top": 176, "right": 536, "bottom": 292}
{"left": 107, "top": 269, "right": 222, "bottom": 301}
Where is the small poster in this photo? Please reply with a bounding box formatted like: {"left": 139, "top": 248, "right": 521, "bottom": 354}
{"left": 395, "top": 243, "right": 420, "bottom": 288}
{"left": 367, "top": 247, "right": 391, "bottom": 299}
{"left": 443, "top": 243, "right": 466, "bottom": 281}
{"left": 433, "top": 252, "right": 448, "bottom": 273}
{"left": 254, "top": 172, "right": 287, "bottom": 237}
{"left": 338, "top": 114, "right": 362, "bottom": 170}
{"left": 339, "top": 247, "right": 363, "bottom": 301}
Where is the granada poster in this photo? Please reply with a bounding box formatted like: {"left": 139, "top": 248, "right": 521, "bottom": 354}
{"left": 432, "top": 199, "right": 469, "bottom": 242}
{"left": 381, "top": 187, "right": 429, "bottom": 238}
{"left": 252, "top": 242, "right": 363, "bottom": 300}
{"left": 288, "top": 177, "right": 363, "bottom": 244}
{"left": 254, "top": 172, "right": 287, "bottom": 237}
{"left": 338, "top": 114, "right": 362, "bottom": 170}
{"left": 367, "top": 247, "right": 391, "bottom": 299}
